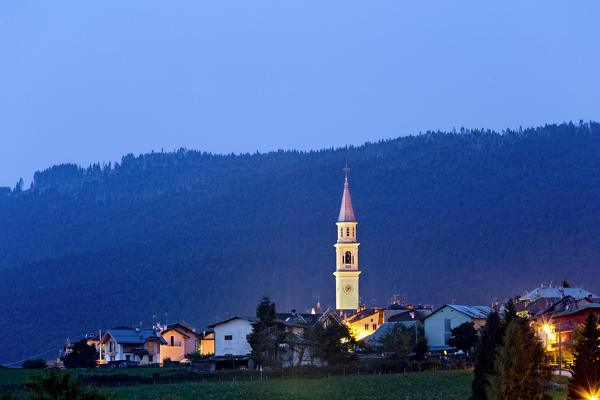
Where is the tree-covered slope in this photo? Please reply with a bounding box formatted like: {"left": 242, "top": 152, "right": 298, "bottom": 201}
{"left": 2, "top": 122, "right": 600, "bottom": 365}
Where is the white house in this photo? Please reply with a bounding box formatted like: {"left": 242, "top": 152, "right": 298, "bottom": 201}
{"left": 100, "top": 327, "right": 166, "bottom": 366}
{"left": 208, "top": 317, "right": 254, "bottom": 356}
{"left": 423, "top": 305, "right": 492, "bottom": 351}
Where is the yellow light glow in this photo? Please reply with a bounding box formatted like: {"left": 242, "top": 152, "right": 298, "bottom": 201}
{"left": 543, "top": 324, "right": 551, "bottom": 334}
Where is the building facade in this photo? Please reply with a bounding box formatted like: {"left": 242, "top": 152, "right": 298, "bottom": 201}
{"left": 209, "top": 317, "right": 254, "bottom": 357}
{"left": 100, "top": 327, "right": 166, "bottom": 366}
{"left": 423, "top": 305, "right": 492, "bottom": 350}
{"left": 160, "top": 323, "right": 203, "bottom": 363}
{"left": 333, "top": 168, "right": 361, "bottom": 311}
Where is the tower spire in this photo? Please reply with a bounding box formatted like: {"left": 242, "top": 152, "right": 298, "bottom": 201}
{"left": 338, "top": 164, "right": 356, "bottom": 222}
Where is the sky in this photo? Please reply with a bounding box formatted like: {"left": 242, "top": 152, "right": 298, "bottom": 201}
{"left": 1, "top": 1, "right": 599, "bottom": 187}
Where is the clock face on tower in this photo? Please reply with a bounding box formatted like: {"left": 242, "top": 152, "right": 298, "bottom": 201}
{"left": 343, "top": 284, "right": 354, "bottom": 294}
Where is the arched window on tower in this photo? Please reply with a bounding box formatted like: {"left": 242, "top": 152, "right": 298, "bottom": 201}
{"left": 352, "top": 227, "right": 355, "bottom": 237}
{"left": 340, "top": 227, "right": 343, "bottom": 237}
{"left": 346, "top": 227, "right": 350, "bottom": 237}
{"left": 345, "top": 251, "right": 352, "bottom": 264}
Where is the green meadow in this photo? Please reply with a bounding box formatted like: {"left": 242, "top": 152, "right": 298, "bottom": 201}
{"left": 0, "top": 369, "right": 568, "bottom": 399}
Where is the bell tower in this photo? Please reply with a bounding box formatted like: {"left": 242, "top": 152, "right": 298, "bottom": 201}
{"left": 333, "top": 164, "right": 361, "bottom": 311}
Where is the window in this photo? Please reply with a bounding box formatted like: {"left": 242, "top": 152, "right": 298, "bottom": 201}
{"left": 340, "top": 227, "right": 343, "bottom": 237}
{"left": 352, "top": 227, "right": 355, "bottom": 237}
{"left": 444, "top": 319, "right": 452, "bottom": 344}
{"left": 364, "top": 324, "right": 369, "bottom": 330}
{"left": 149, "top": 355, "right": 153, "bottom": 363}
{"left": 171, "top": 336, "right": 174, "bottom": 346}
{"left": 345, "top": 251, "right": 352, "bottom": 264}
{"left": 110, "top": 356, "right": 115, "bottom": 362}
{"left": 346, "top": 227, "right": 350, "bottom": 236}
{"left": 109, "top": 341, "right": 115, "bottom": 352}
{"left": 224, "top": 335, "right": 233, "bottom": 341}
{"left": 125, "top": 355, "right": 131, "bottom": 361}
{"left": 372, "top": 324, "right": 377, "bottom": 330}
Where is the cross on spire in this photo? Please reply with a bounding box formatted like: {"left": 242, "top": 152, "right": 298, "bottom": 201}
{"left": 342, "top": 162, "right": 350, "bottom": 183}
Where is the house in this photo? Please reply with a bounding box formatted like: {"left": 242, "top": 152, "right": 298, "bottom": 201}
{"left": 199, "top": 331, "right": 215, "bottom": 355}
{"left": 277, "top": 307, "right": 343, "bottom": 367}
{"left": 160, "top": 323, "right": 203, "bottom": 363}
{"left": 344, "top": 305, "right": 385, "bottom": 340}
{"left": 515, "top": 285, "right": 599, "bottom": 318}
{"left": 208, "top": 317, "right": 255, "bottom": 357}
{"left": 360, "top": 321, "right": 419, "bottom": 348}
{"left": 519, "top": 285, "right": 598, "bottom": 303}
{"left": 531, "top": 301, "right": 600, "bottom": 365}
{"left": 100, "top": 327, "right": 166, "bottom": 366}
{"left": 423, "top": 305, "right": 493, "bottom": 351}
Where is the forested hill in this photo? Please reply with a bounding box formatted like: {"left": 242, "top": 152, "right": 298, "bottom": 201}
{"left": 3, "top": 122, "right": 600, "bottom": 365}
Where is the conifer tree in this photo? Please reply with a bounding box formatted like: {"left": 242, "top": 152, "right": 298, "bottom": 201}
{"left": 487, "top": 318, "right": 550, "bottom": 400}
{"left": 568, "top": 312, "right": 600, "bottom": 400}
{"left": 247, "top": 296, "right": 286, "bottom": 368}
{"left": 471, "top": 311, "right": 503, "bottom": 400}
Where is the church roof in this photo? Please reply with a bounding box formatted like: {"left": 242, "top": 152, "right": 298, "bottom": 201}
{"left": 338, "top": 181, "right": 356, "bottom": 222}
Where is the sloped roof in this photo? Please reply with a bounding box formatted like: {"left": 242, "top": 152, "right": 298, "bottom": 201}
{"left": 338, "top": 181, "right": 356, "bottom": 222}
{"left": 207, "top": 316, "right": 256, "bottom": 328}
{"left": 551, "top": 303, "right": 600, "bottom": 318}
{"left": 521, "top": 287, "right": 597, "bottom": 302}
{"left": 388, "top": 310, "right": 431, "bottom": 322}
{"left": 346, "top": 308, "right": 382, "bottom": 324}
{"left": 166, "top": 323, "right": 203, "bottom": 339}
{"left": 424, "top": 305, "right": 493, "bottom": 320}
{"left": 361, "top": 321, "right": 417, "bottom": 345}
{"left": 277, "top": 313, "right": 321, "bottom": 326}
{"left": 104, "top": 328, "right": 167, "bottom": 345}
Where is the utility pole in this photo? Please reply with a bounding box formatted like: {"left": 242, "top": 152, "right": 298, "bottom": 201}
{"left": 558, "top": 322, "right": 562, "bottom": 376}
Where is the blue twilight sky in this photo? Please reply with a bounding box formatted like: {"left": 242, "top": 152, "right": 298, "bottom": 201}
{"left": 1, "top": 1, "right": 599, "bottom": 187}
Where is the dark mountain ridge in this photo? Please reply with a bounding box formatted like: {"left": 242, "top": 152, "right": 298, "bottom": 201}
{"left": 2, "top": 121, "right": 600, "bottom": 365}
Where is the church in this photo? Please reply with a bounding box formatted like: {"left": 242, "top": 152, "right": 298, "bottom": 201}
{"left": 333, "top": 166, "right": 361, "bottom": 312}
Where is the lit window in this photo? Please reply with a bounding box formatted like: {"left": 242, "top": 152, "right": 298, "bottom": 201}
{"left": 225, "top": 335, "right": 233, "bottom": 341}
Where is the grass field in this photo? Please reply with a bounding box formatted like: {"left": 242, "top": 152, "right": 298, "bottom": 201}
{"left": 112, "top": 371, "right": 473, "bottom": 400}
{"left": 0, "top": 368, "right": 569, "bottom": 399}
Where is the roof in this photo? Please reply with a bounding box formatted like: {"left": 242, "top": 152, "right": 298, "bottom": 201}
{"left": 424, "top": 305, "right": 493, "bottom": 320}
{"left": 165, "top": 323, "right": 203, "bottom": 339}
{"left": 162, "top": 327, "right": 191, "bottom": 339}
{"left": 346, "top": 308, "right": 382, "bottom": 324}
{"left": 388, "top": 310, "right": 431, "bottom": 322}
{"left": 551, "top": 303, "right": 600, "bottom": 318}
{"left": 338, "top": 180, "right": 356, "bottom": 222}
{"left": 277, "top": 313, "right": 321, "bottom": 326}
{"left": 103, "top": 328, "right": 167, "bottom": 345}
{"left": 207, "top": 316, "right": 256, "bottom": 328}
{"left": 361, "top": 322, "right": 417, "bottom": 345}
{"left": 521, "top": 287, "right": 598, "bottom": 302}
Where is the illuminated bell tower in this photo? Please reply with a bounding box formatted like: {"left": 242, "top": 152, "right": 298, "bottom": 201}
{"left": 333, "top": 165, "right": 361, "bottom": 311}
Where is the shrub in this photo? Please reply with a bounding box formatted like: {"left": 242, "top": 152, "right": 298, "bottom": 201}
{"left": 22, "top": 359, "right": 47, "bottom": 369}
